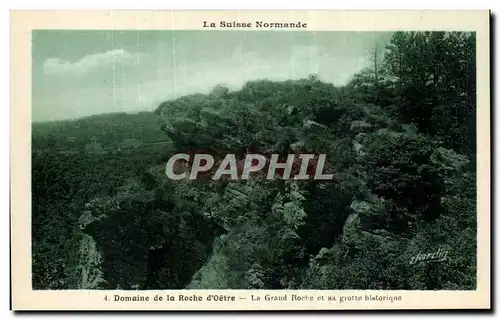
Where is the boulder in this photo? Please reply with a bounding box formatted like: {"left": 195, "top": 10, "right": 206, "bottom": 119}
{"left": 431, "top": 147, "right": 470, "bottom": 174}
{"left": 350, "top": 197, "right": 388, "bottom": 226}
{"left": 307, "top": 247, "right": 337, "bottom": 268}
{"left": 342, "top": 212, "right": 362, "bottom": 247}
{"left": 350, "top": 120, "right": 373, "bottom": 133}
{"left": 342, "top": 211, "right": 393, "bottom": 249}
{"left": 401, "top": 123, "right": 418, "bottom": 134}
{"left": 343, "top": 195, "right": 394, "bottom": 249}
{"left": 290, "top": 139, "right": 306, "bottom": 152}
{"left": 303, "top": 119, "right": 328, "bottom": 130}
{"left": 353, "top": 140, "right": 365, "bottom": 156}
{"left": 74, "top": 234, "right": 106, "bottom": 289}
{"left": 350, "top": 199, "right": 374, "bottom": 216}
{"left": 376, "top": 128, "right": 409, "bottom": 139}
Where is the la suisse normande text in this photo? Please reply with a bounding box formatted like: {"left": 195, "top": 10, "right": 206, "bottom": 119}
{"left": 203, "top": 21, "right": 308, "bottom": 29}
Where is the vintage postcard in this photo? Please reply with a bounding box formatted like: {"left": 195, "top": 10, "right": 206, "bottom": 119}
{"left": 10, "top": 10, "right": 490, "bottom": 310}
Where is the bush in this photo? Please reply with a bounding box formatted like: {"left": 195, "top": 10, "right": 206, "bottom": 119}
{"left": 360, "top": 132, "right": 444, "bottom": 225}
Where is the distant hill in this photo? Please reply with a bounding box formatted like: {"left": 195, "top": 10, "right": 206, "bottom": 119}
{"left": 32, "top": 111, "right": 167, "bottom": 152}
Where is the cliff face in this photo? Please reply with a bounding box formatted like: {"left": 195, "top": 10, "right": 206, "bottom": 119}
{"left": 57, "top": 77, "right": 474, "bottom": 291}
{"left": 70, "top": 172, "right": 225, "bottom": 290}
{"left": 73, "top": 234, "right": 106, "bottom": 289}
{"left": 159, "top": 86, "right": 475, "bottom": 290}
{"left": 301, "top": 123, "right": 474, "bottom": 290}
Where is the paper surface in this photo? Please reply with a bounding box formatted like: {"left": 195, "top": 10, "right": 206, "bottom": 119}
{"left": 11, "top": 10, "right": 490, "bottom": 310}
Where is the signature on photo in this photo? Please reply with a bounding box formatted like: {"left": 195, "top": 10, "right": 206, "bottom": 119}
{"left": 410, "top": 248, "right": 449, "bottom": 265}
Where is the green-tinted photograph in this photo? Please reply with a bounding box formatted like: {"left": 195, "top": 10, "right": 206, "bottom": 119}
{"left": 31, "top": 30, "right": 477, "bottom": 290}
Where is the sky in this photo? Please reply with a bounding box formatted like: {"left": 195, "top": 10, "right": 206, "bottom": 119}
{"left": 32, "top": 30, "right": 393, "bottom": 122}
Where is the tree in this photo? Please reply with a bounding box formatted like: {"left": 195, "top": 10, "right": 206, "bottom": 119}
{"left": 382, "top": 31, "right": 476, "bottom": 155}
{"left": 369, "top": 43, "right": 382, "bottom": 87}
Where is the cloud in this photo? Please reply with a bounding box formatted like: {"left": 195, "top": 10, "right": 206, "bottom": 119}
{"left": 34, "top": 43, "right": 370, "bottom": 121}
{"left": 42, "top": 49, "right": 137, "bottom": 76}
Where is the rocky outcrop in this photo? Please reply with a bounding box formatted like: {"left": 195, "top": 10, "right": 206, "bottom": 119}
{"left": 202, "top": 182, "right": 256, "bottom": 232}
{"left": 75, "top": 233, "right": 106, "bottom": 289}
{"left": 309, "top": 247, "right": 336, "bottom": 267}
{"left": 342, "top": 212, "right": 394, "bottom": 249}
{"left": 186, "top": 238, "right": 232, "bottom": 289}
{"left": 342, "top": 187, "right": 397, "bottom": 249}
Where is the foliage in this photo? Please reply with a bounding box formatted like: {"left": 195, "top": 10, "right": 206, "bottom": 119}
{"left": 32, "top": 31, "right": 476, "bottom": 291}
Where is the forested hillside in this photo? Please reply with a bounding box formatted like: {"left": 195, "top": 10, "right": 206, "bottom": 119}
{"left": 32, "top": 31, "right": 477, "bottom": 290}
